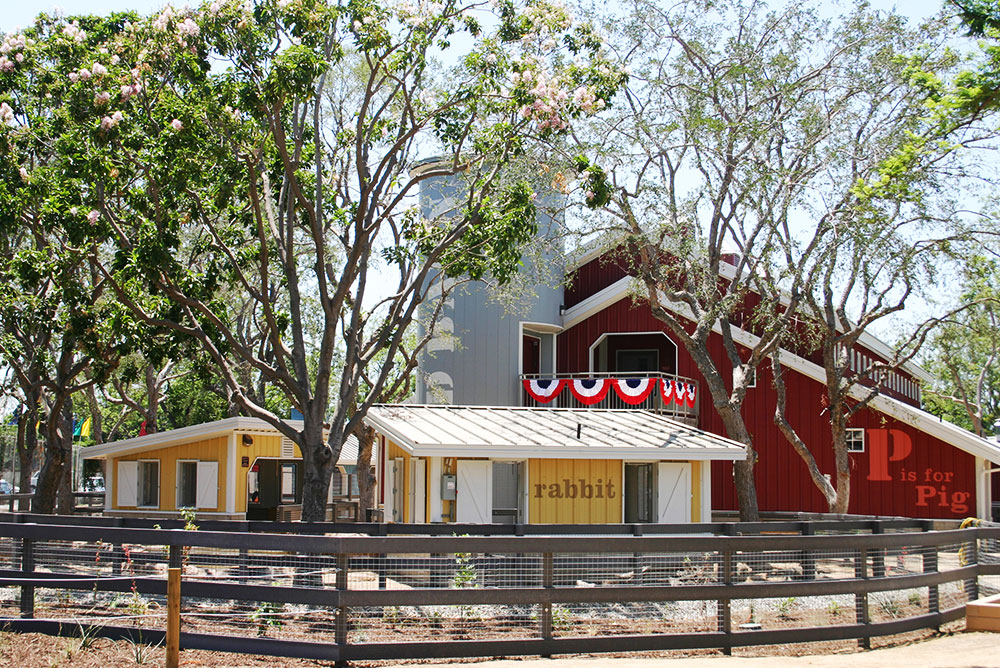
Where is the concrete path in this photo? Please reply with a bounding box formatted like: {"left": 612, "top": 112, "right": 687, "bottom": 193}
{"left": 393, "top": 632, "right": 1000, "bottom": 668}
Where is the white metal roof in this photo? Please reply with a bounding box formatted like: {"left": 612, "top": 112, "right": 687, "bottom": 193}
{"left": 82, "top": 416, "right": 366, "bottom": 466}
{"left": 364, "top": 405, "right": 747, "bottom": 461}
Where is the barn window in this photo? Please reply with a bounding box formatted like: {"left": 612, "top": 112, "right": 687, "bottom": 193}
{"left": 177, "top": 461, "right": 197, "bottom": 508}
{"left": 281, "top": 463, "right": 297, "bottom": 503}
{"left": 846, "top": 429, "right": 865, "bottom": 453}
{"left": 138, "top": 460, "right": 159, "bottom": 507}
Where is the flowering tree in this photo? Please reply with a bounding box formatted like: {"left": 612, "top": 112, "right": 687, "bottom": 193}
{"left": 0, "top": 1, "right": 621, "bottom": 520}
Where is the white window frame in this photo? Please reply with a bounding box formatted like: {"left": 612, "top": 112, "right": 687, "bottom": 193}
{"left": 176, "top": 459, "right": 198, "bottom": 509}
{"left": 137, "top": 459, "right": 160, "bottom": 508}
{"left": 846, "top": 428, "right": 865, "bottom": 453}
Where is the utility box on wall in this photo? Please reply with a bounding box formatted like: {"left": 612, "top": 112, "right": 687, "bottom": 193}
{"left": 441, "top": 473, "right": 456, "bottom": 500}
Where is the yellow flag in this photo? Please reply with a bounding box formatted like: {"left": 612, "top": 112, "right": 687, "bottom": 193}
{"left": 81, "top": 417, "right": 92, "bottom": 438}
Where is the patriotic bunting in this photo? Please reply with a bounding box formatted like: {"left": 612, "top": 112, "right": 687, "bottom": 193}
{"left": 659, "top": 378, "right": 674, "bottom": 404}
{"left": 569, "top": 378, "right": 611, "bottom": 405}
{"left": 523, "top": 378, "right": 566, "bottom": 403}
{"left": 523, "top": 376, "right": 697, "bottom": 409}
{"left": 613, "top": 378, "right": 656, "bottom": 405}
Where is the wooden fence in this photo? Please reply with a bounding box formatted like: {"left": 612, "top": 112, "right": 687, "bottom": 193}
{"left": 0, "top": 517, "right": 996, "bottom": 662}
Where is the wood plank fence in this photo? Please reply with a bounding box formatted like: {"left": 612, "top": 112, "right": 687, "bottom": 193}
{"left": 0, "top": 517, "right": 995, "bottom": 662}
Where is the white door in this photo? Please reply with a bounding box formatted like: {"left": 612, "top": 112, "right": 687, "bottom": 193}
{"left": 196, "top": 461, "right": 219, "bottom": 509}
{"left": 390, "top": 458, "right": 404, "bottom": 522}
{"left": 657, "top": 462, "right": 691, "bottom": 524}
{"left": 456, "top": 460, "right": 491, "bottom": 523}
{"left": 117, "top": 461, "right": 138, "bottom": 507}
{"left": 410, "top": 458, "right": 426, "bottom": 523}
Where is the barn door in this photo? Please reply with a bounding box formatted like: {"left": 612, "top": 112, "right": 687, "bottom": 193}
{"left": 456, "top": 460, "right": 491, "bottom": 523}
{"left": 657, "top": 462, "right": 691, "bottom": 524}
{"left": 409, "top": 458, "right": 426, "bottom": 523}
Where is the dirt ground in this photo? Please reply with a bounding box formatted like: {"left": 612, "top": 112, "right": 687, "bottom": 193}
{"left": 1, "top": 624, "right": 997, "bottom": 668}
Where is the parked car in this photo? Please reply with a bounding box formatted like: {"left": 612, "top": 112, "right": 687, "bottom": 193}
{"left": 83, "top": 476, "right": 105, "bottom": 493}
{"left": 0, "top": 479, "right": 11, "bottom": 495}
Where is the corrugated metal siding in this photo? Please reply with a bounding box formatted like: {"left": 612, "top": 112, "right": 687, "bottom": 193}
{"left": 559, "top": 300, "right": 980, "bottom": 519}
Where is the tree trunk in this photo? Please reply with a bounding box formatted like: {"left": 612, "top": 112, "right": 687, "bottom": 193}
{"left": 716, "top": 404, "right": 760, "bottom": 522}
{"left": 300, "top": 417, "right": 336, "bottom": 523}
{"left": 356, "top": 426, "right": 376, "bottom": 515}
{"left": 17, "top": 402, "right": 36, "bottom": 499}
{"left": 85, "top": 384, "right": 103, "bottom": 444}
{"left": 34, "top": 398, "right": 74, "bottom": 514}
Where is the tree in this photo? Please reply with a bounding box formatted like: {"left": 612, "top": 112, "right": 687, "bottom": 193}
{"left": 570, "top": 0, "right": 905, "bottom": 519}
{"left": 1, "top": 1, "right": 621, "bottom": 520}
{"left": 923, "top": 256, "right": 1000, "bottom": 438}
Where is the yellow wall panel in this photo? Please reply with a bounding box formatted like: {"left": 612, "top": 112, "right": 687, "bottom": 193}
{"left": 113, "top": 436, "right": 227, "bottom": 511}
{"left": 691, "top": 461, "right": 701, "bottom": 522}
{"left": 528, "top": 458, "right": 623, "bottom": 524}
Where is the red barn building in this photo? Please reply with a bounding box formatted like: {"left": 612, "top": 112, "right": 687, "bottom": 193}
{"left": 416, "top": 241, "right": 1000, "bottom": 521}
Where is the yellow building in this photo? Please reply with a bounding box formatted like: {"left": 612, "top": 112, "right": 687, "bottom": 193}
{"left": 364, "top": 405, "right": 746, "bottom": 524}
{"left": 83, "top": 417, "right": 366, "bottom": 520}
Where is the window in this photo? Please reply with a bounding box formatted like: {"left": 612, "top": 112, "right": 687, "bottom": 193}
{"left": 177, "top": 461, "right": 197, "bottom": 508}
{"left": 281, "top": 463, "right": 297, "bottom": 503}
{"left": 846, "top": 428, "right": 865, "bottom": 453}
{"left": 138, "top": 460, "right": 159, "bottom": 507}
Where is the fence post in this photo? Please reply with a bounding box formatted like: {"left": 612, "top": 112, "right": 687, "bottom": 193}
{"left": 719, "top": 548, "right": 732, "bottom": 656}
{"left": 19, "top": 536, "right": 34, "bottom": 618}
{"left": 800, "top": 522, "right": 815, "bottom": 581}
{"left": 239, "top": 547, "right": 249, "bottom": 585}
{"left": 540, "top": 551, "right": 554, "bottom": 653}
{"left": 855, "top": 547, "right": 870, "bottom": 650}
{"left": 924, "top": 539, "right": 939, "bottom": 629}
{"left": 168, "top": 544, "right": 182, "bottom": 569}
{"left": 963, "top": 527, "right": 979, "bottom": 603}
{"left": 871, "top": 521, "right": 885, "bottom": 578}
{"left": 166, "top": 567, "right": 181, "bottom": 668}
{"left": 335, "top": 551, "right": 349, "bottom": 665}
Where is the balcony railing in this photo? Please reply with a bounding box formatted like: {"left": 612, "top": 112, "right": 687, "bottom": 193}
{"left": 519, "top": 372, "right": 699, "bottom": 423}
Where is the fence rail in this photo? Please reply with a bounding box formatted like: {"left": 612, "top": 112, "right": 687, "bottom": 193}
{"left": 0, "top": 518, "right": 996, "bottom": 661}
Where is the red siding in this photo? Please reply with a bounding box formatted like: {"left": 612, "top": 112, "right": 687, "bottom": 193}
{"left": 558, "top": 299, "right": 981, "bottom": 519}
{"left": 564, "top": 253, "right": 631, "bottom": 308}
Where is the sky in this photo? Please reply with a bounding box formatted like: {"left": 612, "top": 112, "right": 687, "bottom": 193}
{"left": 0, "top": 0, "right": 951, "bottom": 34}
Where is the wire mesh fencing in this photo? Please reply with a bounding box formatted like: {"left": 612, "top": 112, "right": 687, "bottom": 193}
{"left": 0, "top": 521, "right": 996, "bottom": 661}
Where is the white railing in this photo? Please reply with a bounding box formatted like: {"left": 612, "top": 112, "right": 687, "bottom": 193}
{"left": 519, "top": 372, "right": 699, "bottom": 422}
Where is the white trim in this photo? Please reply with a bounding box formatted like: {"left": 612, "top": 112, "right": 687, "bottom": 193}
{"left": 176, "top": 459, "right": 198, "bottom": 509}
{"left": 562, "top": 272, "right": 932, "bottom": 383}
{"left": 137, "top": 459, "right": 160, "bottom": 509}
{"left": 82, "top": 417, "right": 303, "bottom": 460}
{"left": 521, "top": 321, "right": 563, "bottom": 334}
{"left": 566, "top": 276, "right": 1000, "bottom": 466}
{"left": 587, "top": 331, "right": 678, "bottom": 375}
{"left": 700, "top": 461, "right": 712, "bottom": 523}
{"left": 374, "top": 443, "right": 745, "bottom": 461}
{"left": 105, "top": 460, "right": 114, "bottom": 512}
{"left": 562, "top": 278, "right": 633, "bottom": 330}
{"left": 976, "top": 457, "right": 990, "bottom": 520}
{"left": 846, "top": 428, "right": 865, "bottom": 453}
{"left": 226, "top": 431, "right": 237, "bottom": 514}
{"left": 429, "top": 456, "right": 443, "bottom": 522}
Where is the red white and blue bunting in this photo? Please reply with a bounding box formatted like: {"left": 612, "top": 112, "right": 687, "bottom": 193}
{"left": 659, "top": 378, "right": 675, "bottom": 404}
{"left": 569, "top": 378, "right": 611, "bottom": 405}
{"left": 613, "top": 378, "right": 656, "bottom": 405}
{"left": 684, "top": 382, "right": 697, "bottom": 408}
{"left": 523, "top": 378, "right": 566, "bottom": 404}
{"left": 524, "top": 377, "right": 697, "bottom": 409}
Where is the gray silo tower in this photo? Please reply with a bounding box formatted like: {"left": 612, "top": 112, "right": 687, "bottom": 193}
{"left": 413, "top": 160, "right": 565, "bottom": 407}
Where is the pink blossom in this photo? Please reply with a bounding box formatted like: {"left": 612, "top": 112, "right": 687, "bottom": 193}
{"left": 110, "top": 55, "right": 120, "bottom": 65}
{"left": 112, "top": 110, "right": 124, "bottom": 123}
{"left": 177, "top": 18, "right": 200, "bottom": 38}
{"left": 100, "top": 116, "right": 115, "bottom": 130}
{"left": 19, "top": 167, "right": 28, "bottom": 182}
{"left": 170, "top": 118, "right": 184, "bottom": 131}
{"left": 0, "top": 56, "right": 13, "bottom": 72}
{"left": 69, "top": 72, "right": 79, "bottom": 83}
{"left": 0, "top": 102, "right": 14, "bottom": 124}
{"left": 79, "top": 68, "right": 91, "bottom": 81}
{"left": 91, "top": 62, "right": 107, "bottom": 77}
{"left": 209, "top": 1, "right": 223, "bottom": 14}
{"left": 15, "top": 53, "right": 24, "bottom": 63}
{"left": 584, "top": 190, "right": 595, "bottom": 200}
{"left": 94, "top": 91, "right": 111, "bottom": 106}
{"left": 87, "top": 210, "right": 100, "bottom": 224}
{"left": 120, "top": 84, "right": 133, "bottom": 99}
